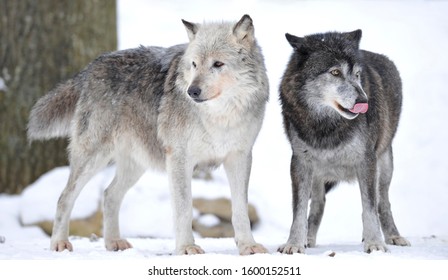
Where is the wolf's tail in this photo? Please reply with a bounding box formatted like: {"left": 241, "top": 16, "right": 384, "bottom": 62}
{"left": 27, "top": 79, "right": 79, "bottom": 141}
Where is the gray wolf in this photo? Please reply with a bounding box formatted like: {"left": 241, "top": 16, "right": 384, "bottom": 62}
{"left": 27, "top": 14, "right": 269, "bottom": 255}
{"left": 278, "top": 30, "right": 410, "bottom": 253}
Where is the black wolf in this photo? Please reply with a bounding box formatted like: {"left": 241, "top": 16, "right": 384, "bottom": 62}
{"left": 278, "top": 30, "right": 410, "bottom": 253}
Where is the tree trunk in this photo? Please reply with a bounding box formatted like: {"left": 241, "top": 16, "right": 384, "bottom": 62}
{"left": 0, "top": 1, "right": 117, "bottom": 194}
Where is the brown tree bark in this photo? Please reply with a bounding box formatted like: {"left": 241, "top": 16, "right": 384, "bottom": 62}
{"left": 0, "top": 1, "right": 117, "bottom": 194}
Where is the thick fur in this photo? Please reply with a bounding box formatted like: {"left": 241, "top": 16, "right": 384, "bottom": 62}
{"left": 278, "top": 30, "right": 410, "bottom": 254}
{"left": 28, "top": 15, "right": 269, "bottom": 255}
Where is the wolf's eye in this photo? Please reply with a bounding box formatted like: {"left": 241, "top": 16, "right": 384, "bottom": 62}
{"left": 355, "top": 71, "right": 361, "bottom": 79}
{"left": 330, "top": 69, "right": 341, "bottom": 77}
{"left": 213, "top": 61, "right": 224, "bottom": 68}
{"left": 192, "top": 61, "right": 197, "bottom": 68}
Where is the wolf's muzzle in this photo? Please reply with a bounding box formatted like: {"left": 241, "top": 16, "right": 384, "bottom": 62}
{"left": 187, "top": 86, "right": 205, "bottom": 103}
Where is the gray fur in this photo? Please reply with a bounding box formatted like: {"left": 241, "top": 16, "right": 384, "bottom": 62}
{"left": 278, "top": 30, "right": 410, "bottom": 254}
{"left": 28, "top": 15, "right": 269, "bottom": 255}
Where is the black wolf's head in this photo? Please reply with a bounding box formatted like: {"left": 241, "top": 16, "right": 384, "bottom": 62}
{"left": 282, "top": 30, "right": 368, "bottom": 120}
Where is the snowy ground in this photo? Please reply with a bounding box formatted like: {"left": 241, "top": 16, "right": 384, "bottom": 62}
{"left": 1, "top": 0, "right": 447, "bottom": 278}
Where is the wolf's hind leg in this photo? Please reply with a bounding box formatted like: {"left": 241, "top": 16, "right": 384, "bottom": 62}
{"left": 103, "top": 158, "right": 145, "bottom": 251}
{"left": 51, "top": 151, "right": 110, "bottom": 252}
{"left": 378, "top": 149, "right": 410, "bottom": 246}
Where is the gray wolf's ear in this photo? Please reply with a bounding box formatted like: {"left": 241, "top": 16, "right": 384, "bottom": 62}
{"left": 182, "top": 19, "right": 199, "bottom": 41}
{"left": 233, "top": 14, "right": 254, "bottom": 46}
{"left": 345, "top": 29, "right": 362, "bottom": 48}
{"left": 285, "top": 33, "right": 304, "bottom": 50}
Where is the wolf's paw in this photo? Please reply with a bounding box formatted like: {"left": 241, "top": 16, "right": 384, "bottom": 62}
{"left": 386, "top": 235, "right": 411, "bottom": 246}
{"left": 177, "top": 244, "right": 205, "bottom": 255}
{"left": 364, "top": 241, "right": 389, "bottom": 253}
{"left": 238, "top": 243, "right": 268, "bottom": 255}
{"left": 51, "top": 240, "right": 73, "bottom": 252}
{"left": 105, "top": 239, "right": 133, "bottom": 251}
{"left": 277, "top": 243, "right": 306, "bottom": 254}
{"left": 307, "top": 238, "right": 317, "bottom": 248}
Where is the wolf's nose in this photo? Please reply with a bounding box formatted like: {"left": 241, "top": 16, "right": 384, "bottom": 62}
{"left": 187, "top": 86, "right": 202, "bottom": 98}
{"left": 355, "top": 96, "right": 368, "bottom": 104}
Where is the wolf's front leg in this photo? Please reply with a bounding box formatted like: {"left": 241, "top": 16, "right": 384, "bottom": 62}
{"left": 357, "top": 152, "right": 388, "bottom": 253}
{"left": 307, "top": 180, "right": 328, "bottom": 248}
{"left": 278, "top": 154, "right": 312, "bottom": 254}
{"left": 224, "top": 151, "right": 267, "bottom": 255}
{"left": 166, "top": 150, "right": 204, "bottom": 255}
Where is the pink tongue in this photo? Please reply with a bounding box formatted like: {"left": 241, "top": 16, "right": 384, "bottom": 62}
{"left": 349, "top": 103, "right": 368, "bottom": 114}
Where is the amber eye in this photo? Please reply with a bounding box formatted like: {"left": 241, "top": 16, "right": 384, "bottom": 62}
{"left": 330, "top": 69, "right": 341, "bottom": 76}
{"left": 192, "top": 61, "right": 197, "bottom": 68}
{"left": 213, "top": 61, "right": 224, "bottom": 68}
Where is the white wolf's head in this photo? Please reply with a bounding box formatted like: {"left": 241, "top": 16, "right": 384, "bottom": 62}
{"left": 180, "top": 15, "right": 268, "bottom": 112}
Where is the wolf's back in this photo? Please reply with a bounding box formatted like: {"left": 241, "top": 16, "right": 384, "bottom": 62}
{"left": 27, "top": 78, "right": 79, "bottom": 141}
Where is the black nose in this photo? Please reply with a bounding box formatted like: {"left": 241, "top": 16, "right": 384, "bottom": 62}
{"left": 187, "top": 86, "right": 202, "bottom": 98}
{"left": 355, "top": 95, "right": 368, "bottom": 104}
{"left": 354, "top": 85, "right": 368, "bottom": 103}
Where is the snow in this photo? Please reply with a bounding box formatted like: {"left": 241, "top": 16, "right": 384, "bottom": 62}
{"left": 0, "top": 77, "right": 7, "bottom": 91}
{"left": 1, "top": 0, "right": 447, "bottom": 277}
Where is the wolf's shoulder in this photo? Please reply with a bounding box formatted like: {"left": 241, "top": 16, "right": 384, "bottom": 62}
{"left": 360, "top": 49, "right": 400, "bottom": 84}
{"left": 360, "top": 49, "right": 396, "bottom": 67}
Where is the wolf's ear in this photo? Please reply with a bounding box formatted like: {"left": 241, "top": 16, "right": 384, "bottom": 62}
{"left": 285, "top": 33, "right": 304, "bottom": 50}
{"left": 233, "top": 14, "right": 255, "bottom": 46}
{"left": 182, "top": 19, "right": 199, "bottom": 41}
{"left": 345, "top": 29, "right": 362, "bottom": 48}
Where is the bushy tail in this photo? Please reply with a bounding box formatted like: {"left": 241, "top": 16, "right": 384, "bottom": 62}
{"left": 27, "top": 79, "right": 79, "bottom": 141}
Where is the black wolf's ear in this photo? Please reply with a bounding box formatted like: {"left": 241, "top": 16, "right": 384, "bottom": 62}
{"left": 233, "top": 14, "right": 255, "bottom": 46}
{"left": 345, "top": 29, "right": 362, "bottom": 48}
{"left": 182, "top": 19, "right": 199, "bottom": 41}
{"left": 285, "top": 33, "right": 304, "bottom": 50}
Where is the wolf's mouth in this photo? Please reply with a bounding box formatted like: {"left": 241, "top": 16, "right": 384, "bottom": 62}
{"left": 336, "top": 102, "right": 368, "bottom": 119}
{"left": 190, "top": 92, "right": 221, "bottom": 103}
{"left": 191, "top": 97, "right": 206, "bottom": 103}
{"left": 336, "top": 103, "right": 358, "bottom": 118}
{"left": 349, "top": 103, "right": 368, "bottom": 114}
